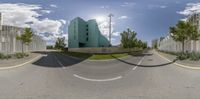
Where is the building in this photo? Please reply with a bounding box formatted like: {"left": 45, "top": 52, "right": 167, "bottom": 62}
{"left": 0, "top": 13, "right": 46, "bottom": 54}
{"left": 151, "top": 39, "right": 158, "bottom": 48}
{"left": 187, "top": 13, "right": 200, "bottom": 32}
{"left": 68, "top": 17, "right": 110, "bottom": 48}
{"left": 156, "top": 13, "right": 200, "bottom": 52}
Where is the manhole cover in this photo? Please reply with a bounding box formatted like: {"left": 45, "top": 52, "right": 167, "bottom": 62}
{"left": 148, "top": 59, "right": 153, "bottom": 61}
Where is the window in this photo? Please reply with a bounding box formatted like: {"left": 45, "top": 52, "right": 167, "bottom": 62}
{"left": 86, "top": 32, "right": 88, "bottom": 35}
{"left": 86, "top": 37, "right": 88, "bottom": 41}
{"left": 86, "top": 28, "right": 88, "bottom": 31}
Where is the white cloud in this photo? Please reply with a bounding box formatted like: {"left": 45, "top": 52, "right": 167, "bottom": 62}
{"left": 178, "top": 3, "right": 200, "bottom": 16}
{"left": 59, "top": 19, "right": 67, "bottom": 24}
{"left": 96, "top": 17, "right": 119, "bottom": 45}
{"left": 148, "top": 4, "right": 167, "bottom": 9}
{"left": 50, "top": 4, "right": 57, "bottom": 8}
{"left": 41, "top": 10, "right": 51, "bottom": 14}
{"left": 0, "top": 3, "right": 66, "bottom": 45}
{"left": 118, "top": 16, "right": 128, "bottom": 19}
{"left": 121, "top": 2, "right": 136, "bottom": 7}
{"left": 100, "top": 5, "right": 109, "bottom": 9}
{"left": 112, "top": 32, "right": 120, "bottom": 37}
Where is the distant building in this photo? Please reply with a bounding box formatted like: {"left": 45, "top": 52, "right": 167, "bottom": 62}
{"left": 187, "top": 13, "right": 200, "bottom": 32}
{"left": 151, "top": 39, "right": 158, "bottom": 48}
{"left": 68, "top": 17, "right": 110, "bottom": 48}
{"left": 0, "top": 13, "right": 46, "bottom": 54}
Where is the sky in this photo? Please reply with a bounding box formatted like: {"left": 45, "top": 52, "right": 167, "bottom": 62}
{"left": 0, "top": 0, "right": 199, "bottom": 46}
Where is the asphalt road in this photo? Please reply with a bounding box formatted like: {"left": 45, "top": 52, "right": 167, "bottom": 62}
{"left": 0, "top": 50, "right": 199, "bottom": 99}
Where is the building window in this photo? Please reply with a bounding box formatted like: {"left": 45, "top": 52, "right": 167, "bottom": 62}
{"left": 86, "top": 37, "right": 88, "bottom": 41}
{"left": 86, "top": 32, "right": 88, "bottom": 35}
{"left": 86, "top": 28, "right": 88, "bottom": 31}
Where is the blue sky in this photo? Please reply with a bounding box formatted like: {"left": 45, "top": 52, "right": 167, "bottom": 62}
{"left": 0, "top": 0, "right": 199, "bottom": 46}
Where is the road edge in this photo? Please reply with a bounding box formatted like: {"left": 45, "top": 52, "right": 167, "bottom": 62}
{"left": 154, "top": 50, "right": 200, "bottom": 70}
{"left": 0, "top": 54, "right": 42, "bottom": 70}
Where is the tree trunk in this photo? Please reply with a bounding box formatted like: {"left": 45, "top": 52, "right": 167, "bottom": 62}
{"left": 22, "top": 42, "right": 24, "bottom": 53}
{"left": 182, "top": 41, "right": 185, "bottom": 53}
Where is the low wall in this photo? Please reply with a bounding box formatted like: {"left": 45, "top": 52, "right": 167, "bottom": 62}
{"left": 68, "top": 47, "right": 141, "bottom": 54}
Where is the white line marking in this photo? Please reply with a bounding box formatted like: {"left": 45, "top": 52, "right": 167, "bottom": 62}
{"left": 73, "top": 74, "right": 122, "bottom": 82}
{"left": 138, "top": 56, "right": 145, "bottom": 65}
{"left": 132, "top": 56, "right": 145, "bottom": 70}
{"left": 54, "top": 56, "right": 66, "bottom": 69}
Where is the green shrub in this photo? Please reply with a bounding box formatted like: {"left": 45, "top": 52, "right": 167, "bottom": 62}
{"left": 4, "top": 55, "right": 12, "bottom": 59}
{"left": 189, "top": 52, "right": 200, "bottom": 61}
{"left": 0, "top": 53, "right": 12, "bottom": 59}
{"left": 177, "top": 52, "right": 189, "bottom": 60}
{"left": 0, "top": 53, "right": 5, "bottom": 59}
{"left": 14, "top": 53, "right": 29, "bottom": 59}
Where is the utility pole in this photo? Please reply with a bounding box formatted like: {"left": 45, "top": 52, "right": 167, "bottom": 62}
{"left": 108, "top": 13, "right": 114, "bottom": 47}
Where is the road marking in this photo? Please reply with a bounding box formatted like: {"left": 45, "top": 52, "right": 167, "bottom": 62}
{"left": 54, "top": 56, "right": 66, "bottom": 69}
{"left": 73, "top": 74, "right": 122, "bottom": 82}
{"left": 132, "top": 56, "right": 145, "bottom": 70}
{"left": 0, "top": 55, "right": 42, "bottom": 70}
{"left": 155, "top": 51, "right": 200, "bottom": 70}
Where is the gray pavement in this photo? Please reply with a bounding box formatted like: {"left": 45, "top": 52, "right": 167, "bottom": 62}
{"left": 0, "top": 50, "right": 199, "bottom": 99}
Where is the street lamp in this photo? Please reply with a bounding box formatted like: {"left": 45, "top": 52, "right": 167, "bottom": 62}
{"left": 108, "top": 13, "right": 114, "bottom": 47}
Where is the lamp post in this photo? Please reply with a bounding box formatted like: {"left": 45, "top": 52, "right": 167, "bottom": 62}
{"left": 108, "top": 13, "right": 114, "bottom": 47}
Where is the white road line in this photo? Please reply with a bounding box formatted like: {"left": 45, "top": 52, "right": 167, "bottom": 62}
{"left": 132, "top": 56, "right": 145, "bottom": 70}
{"left": 73, "top": 74, "right": 122, "bottom": 82}
{"left": 54, "top": 56, "right": 66, "bottom": 69}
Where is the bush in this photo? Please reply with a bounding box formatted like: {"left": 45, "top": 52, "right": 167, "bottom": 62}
{"left": 176, "top": 52, "right": 189, "bottom": 60}
{"left": 14, "top": 53, "right": 29, "bottom": 59}
{"left": 0, "top": 53, "right": 5, "bottom": 59}
{"left": 189, "top": 52, "right": 200, "bottom": 61}
{"left": 0, "top": 53, "right": 12, "bottom": 59}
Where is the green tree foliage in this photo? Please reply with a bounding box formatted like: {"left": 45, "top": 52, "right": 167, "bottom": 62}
{"left": 170, "top": 21, "right": 200, "bottom": 52}
{"left": 16, "top": 28, "right": 33, "bottom": 53}
{"left": 120, "top": 28, "right": 147, "bottom": 49}
{"left": 120, "top": 28, "right": 137, "bottom": 48}
{"left": 55, "top": 37, "right": 66, "bottom": 50}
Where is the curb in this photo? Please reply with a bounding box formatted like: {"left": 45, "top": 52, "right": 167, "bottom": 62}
{"left": 0, "top": 55, "right": 42, "bottom": 70}
{"left": 154, "top": 51, "right": 200, "bottom": 70}
{"left": 59, "top": 53, "right": 83, "bottom": 60}
{"left": 87, "top": 55, "right": 130, "bottom": 62}
{"left": 59, "top": 52, "right": 129, "bottom": 62}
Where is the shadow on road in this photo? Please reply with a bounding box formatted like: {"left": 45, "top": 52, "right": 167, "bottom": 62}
{"left": 111, "top": 53, "right": 177, "bottom": 67}
{"left": 32, "top": 51, "right": 90, "bottom": 68}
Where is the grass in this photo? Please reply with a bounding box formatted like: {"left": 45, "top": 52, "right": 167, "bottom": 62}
{"left": 62, "top": 51, "right": 129, "bottom": 60}
{"left": 89, "top": 53, "right": 128, "bottom": 60}
{"left": 61, "top": 51, "right": 92, "bottom": 59}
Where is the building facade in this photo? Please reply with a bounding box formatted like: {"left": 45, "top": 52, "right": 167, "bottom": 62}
{"left": 156, "top": 13, "right": 200, "bottom": 53}
{"left": 187, "top": 13, "right": 200, "bottom": 32}
{"left": 68, "top": 17, "right": 110, "bottom": 48}
{"left": 0, "top": 13, "right": 46, "bottom": 54}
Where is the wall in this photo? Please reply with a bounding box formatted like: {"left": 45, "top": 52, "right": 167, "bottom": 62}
{"left": 0, "top": 25, "right": 46, "bottom": 54}
{"left": 68, "top": 47, "right": 141, "bottom": 54}
{"left": 158, "top": 36, "right": 200, "bottom": 52}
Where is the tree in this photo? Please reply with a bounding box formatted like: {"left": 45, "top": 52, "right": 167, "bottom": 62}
{"left": 16, "top": 28, "right": 33, "bottom": 53}
{"left": 54, "top": 37, "right": 66, "bottom": 50}
{"left": 169, "top": 21, "right": 199, "bottom": 52}
{"left": 135, "top": 40, "right": 147, "bottom": 49}
{"left": 120, "top": 28, "right": 137, "bottom": 48}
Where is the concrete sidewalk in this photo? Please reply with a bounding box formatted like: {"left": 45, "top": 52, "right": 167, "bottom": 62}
{"left": 0, "top": 53, "right": 41, "bottom": 68}
{"left": 157, "top": 51, "right": 200, "bottom": 67}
